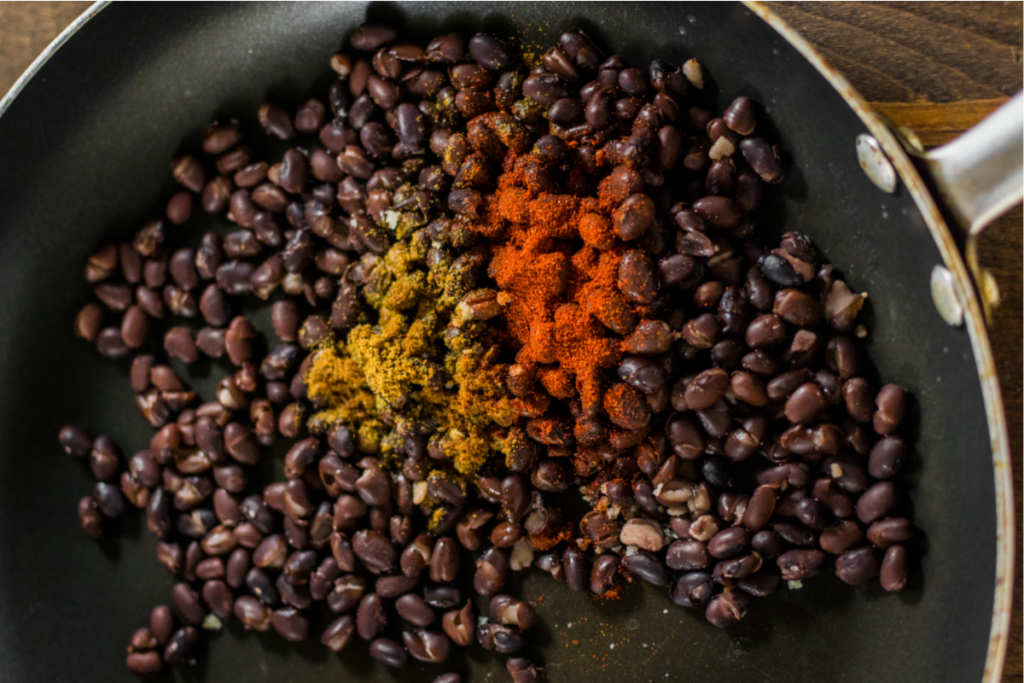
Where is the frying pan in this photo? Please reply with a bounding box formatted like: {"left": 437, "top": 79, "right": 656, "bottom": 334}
{"left": 0, "top": 3, "right": 1017, "bottom": 682}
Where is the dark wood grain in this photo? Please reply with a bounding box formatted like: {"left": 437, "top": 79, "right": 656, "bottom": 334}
{"left": 769, "top": 2, "right": 1023, "bottom": 102}
{"left": 874, "top": 98, "right": 1010, "bottom": 146}
{"left": 0, "top": 2, "right": 92, "bottom": 95}
{"left": 1, "top": 3, "right": 1021, "bottom": 681}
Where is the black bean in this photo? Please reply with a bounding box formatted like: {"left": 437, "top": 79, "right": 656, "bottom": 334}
{"left": 621, "top": 551, "right": 669, "bottom": 586}
{"left": 739, "top": 137, "right": 783, "bottom": 183}
{"left": 560, "top": 28, "right": 603, "bottom": 69}
{"left": 819, "top": 519, "right": 865, "bottom": 555}
{"left": 873, "top": 384, "right": 908, "bottom": 435}
{"left": 143, "top": 607, "right": 174, "bottom": 649}
{"left": 271, "top": 607, "right": 309, "bottom": 642}
{"left": 680, "top": 368, "right": 727, "bottom": 410}
{"left": 523, "top": 74, "right": 568, "bottom": 105}
{"left": 617, "top": 249, "right": 657, "bottom": 304}
{"left": 587, "top": 554, "right": 618, "bottom": 595}
{"left": 327, "top": 574, "right": 366, "bottom": 613}
{"left": 670, "top": 571, "right": 714, "bottom": 608}
{"left": 352, "top": 529, "right": 398, "bottom": 574}
{"left": 224, "top": 423, "right": 260, "bottom": 465}
{"left": 216, "top": 260, "right": 255, "bottom": 295}
{"left": 880, "top": 544, "right": 909, "bottom": 591}
{"left": 707, "top": 527, "right": 750, "bottom": 560}
{"left": 623, "top": 320, "right": 674, "bottom": 355}
{"left": 427, "top": 536, "right": 460, "bottom": 583}
{"left": 705, "top": 590, "right": 751, "bottom": 628}
{"left": 474, "top": 547, "right": 509, "bottom": 596}
{"left": 478, "top": 623, "right": 526, "bottom": 654}
{"left": 377, "top": 573, "right": 420, "bottom": 598}
{"left": 163, "top": 626, "right": 199, "bottom": 667}
{"left": 776, "top": 549, "right": 826, "bottom": 580}
{"left": 223, "top": 548, "right": 250, "bottom": 589}
{"left": 354, "top": 461, "right": 392, "bottom": 507}
{"left": 156, "top": 541, "right": 184, "bottom": 574}
{"left": 617, "top": 356, "right": 667, "bottom": 396}
{"left": 393, "top": 593, "right": 434, "bottom": 628}
{"left": 74, "top": 302, "right": 104, "bottom": 342}
{"left": 559, "top": 546, "right": 587, "bottom": 593}
{"left": 771, "top": 521, "right": 816, "bottom": 548}
{"left": 729, "top": 171, "right": 764, "bottom": 215}
{"left": 282, "top": 549, "right": 317, "bottom": 585}
{"left": 868, "top": 436, "right": 907, "bottom": 479}
{"left": 664, "top": 412, "right": 702, "bottom": 461}
{"left": 836, "top": 546, "right": 881, "bottom": 585}
{"left": 322, "top": 614, "right": 356, "bottom": 651}
{"left": 199, "top": 176, "right": 231, "bottom": 214}
{"left": 195, "top": 285, "right": 229, "bottom": 327}
{"left": 483, "top": 473, "right": 520, "bottom": 521}
{"left": 258, "top": 103, "right": 296, "bottom": 140}
{"left": 784, "top": 382, "right": 828, "bottom": 424}
{"left": 773, "top": 288, "right": 822, "bottom": 327}
{"left": 666, "top": 539, "right": 709, "bottom": 571}
{"left": 171, "top": 583, "right": 205, "bottom": 625}
{"left": 171, "top": 154, "right": 205, "bottom": 193}
{"left": 549, "top": 97, "right": 583, "bottom": 126}
{"left": 794, "top": 496, "right": 831, "bottom": 530}
{"left": 178, "top": 509, "right": 217, "bottom": 539}
{"left": 292, "top": 98, "right": 326, "bottom": 134}
{"left": 360, "top": 593, "right": 387, "bottom": 643}
{"left": 369, "top": 637, "right": 409, "bottom": 668}
{"left": 435, "top": 600, "right": 473, "bottom": 647}
{"left": 468, "top": 34, "right": 512, "bottom": 71}
{"left": 281, "top": 480, "right": 314, "bottom": 521}
{"left": 276, "top": 149, "right": 308, "bottom": 194}
{"left": 506, "top": 658, "right": 540, "bottom": 683}
{"left": 350, "top": 23, "right": 396, "bottom": 52}
{"left": 77, "top": 495, "right": 103, "bottom": 539}
{"left": 722, "top": 96, "right": 756, "bottom": 135}
{"left": 841, "top": 377, "right": 874, "bottom": 423}
{"left": 744, "top": 532, "right": 779, "bottom": 561}
{"left": 202, "top": 121, "right": 242, "bottom": 155}
{"left": 92, "top": 481, "right": 125, "bottom": 519}
{"left": 691, "top": 196, "right": 741, "bottom": 229}
{"left": 218, "top": 146, "right": 252, "bottom": 175}
{"left": 234, "top": 595, "right": 271, "bottom": 630}
{"left": 585, "top": 86, "right": 615, "bottom": 127}
{"left": 201, "top": 579, "right": 234, "bottom": 619}
{"left": 92, "top": 283, "right": 132, "bottom": 311}
{"left": 59, "top": 425, "right": 93, "bottom": 457}
{"left": 856, "top": 481, "right": 897, "bottom": 524}
{"left": 403, "top": 629, "right": 452, "bottom": 663}
{"left": 866, "top": 517, "right": 913, "bottom": 548}
{"left": 126, "top": 650, "right": 163, "bottom": 676}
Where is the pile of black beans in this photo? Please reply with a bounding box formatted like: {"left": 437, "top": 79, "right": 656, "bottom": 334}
{"left": 60, "top": 20, "right": 915, "bottom": 681}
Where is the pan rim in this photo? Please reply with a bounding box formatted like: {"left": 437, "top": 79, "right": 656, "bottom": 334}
{"left": 0, "top": 0, "right": 109, "bottom": 119}
{"left": 744, "top": 3, "right": 1015, "bottom": 682}
{"left": 0, "top": 2, "right": 1014, "bottom": 681}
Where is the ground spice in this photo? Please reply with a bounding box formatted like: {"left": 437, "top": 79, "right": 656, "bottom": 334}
{"left": 306, "top": 219, "right": 516, "bottom": 481}
{"left": 475, "top": 154, "right": 632, "bottom": 413}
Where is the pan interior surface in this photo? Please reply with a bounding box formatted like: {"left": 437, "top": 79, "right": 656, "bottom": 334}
{"left": 0, "top": 3, "right": 996, "bottom": 682}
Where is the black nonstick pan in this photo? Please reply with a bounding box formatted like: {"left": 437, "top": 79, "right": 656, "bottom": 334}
{"left": 0, "top": 3, "right": 1016, "bottom": 683}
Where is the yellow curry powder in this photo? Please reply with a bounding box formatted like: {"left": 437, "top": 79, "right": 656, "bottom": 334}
{"left": 305, "top": 227, "right": 516, "bottom": 481}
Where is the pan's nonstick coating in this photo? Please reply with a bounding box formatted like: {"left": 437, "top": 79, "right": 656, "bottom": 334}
{"left": 0, "top": 3, "right": 995, "bottom": 682}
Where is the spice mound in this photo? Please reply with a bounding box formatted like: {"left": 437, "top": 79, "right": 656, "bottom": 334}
{"left": 62, "top": 18, "right": 917, "bottom": 681}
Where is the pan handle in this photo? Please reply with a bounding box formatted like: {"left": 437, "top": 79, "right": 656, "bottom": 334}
{"left": 921, "top": 92, "right": 1023, "bottom": 237}
{"left": 903, "top": 92, "right": 1023, "bottom": 322}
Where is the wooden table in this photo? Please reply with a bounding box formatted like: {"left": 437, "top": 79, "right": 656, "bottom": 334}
{"left": 1, "top": 2, "right": 1020, "bottom": 680}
